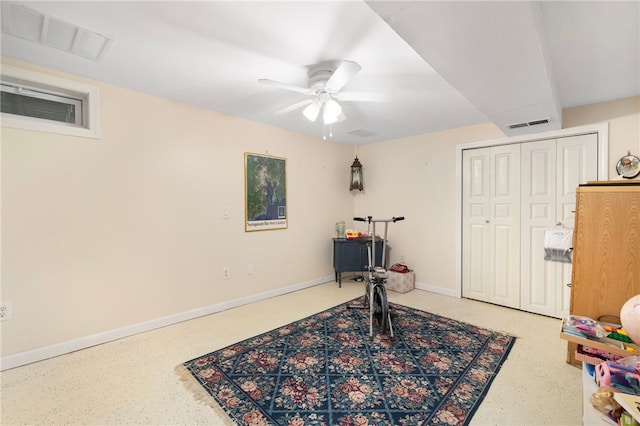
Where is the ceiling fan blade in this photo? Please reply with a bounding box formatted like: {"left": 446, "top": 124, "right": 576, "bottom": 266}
{"left": 325, "top": 60, "right": 362, "bottom": 93}
{"left": 258, "top": 79, "right": 311, "bottom": 95}
{"left": 335, "top": 91, "right": 390, "bottom": 102}
{"left": 275, "top": 99, "right": 314, "bottom": 115}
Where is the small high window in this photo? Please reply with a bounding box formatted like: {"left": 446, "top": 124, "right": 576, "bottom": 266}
{"left": 0, "top": 65, "right": 100, "bottom": 138}
{"left": 1, "top": 81, "right": 83, "bottom": 126}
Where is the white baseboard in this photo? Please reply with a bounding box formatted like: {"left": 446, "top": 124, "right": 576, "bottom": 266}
{"left": 414, "top": 281, "right": 458, "bottom": 298}
{"left": 1, "top": 275, "right": 334, "bottom": 371}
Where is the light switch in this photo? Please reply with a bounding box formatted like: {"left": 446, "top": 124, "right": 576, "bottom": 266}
{"left": 222, "top": 207, "right": 231, "bottom": 219}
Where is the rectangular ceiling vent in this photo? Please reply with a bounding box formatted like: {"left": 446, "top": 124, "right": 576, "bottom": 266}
{"left": 346, "top": 128, "right": 378, "bottom": 138}
{"left": 507, "top": 118, "right": 550, "bottom": 130}
{"left": 528, "top": 118, "right": 550, "bottom": 126}
{"left": 1, "top": 2, "right": 114, "bottom": 62}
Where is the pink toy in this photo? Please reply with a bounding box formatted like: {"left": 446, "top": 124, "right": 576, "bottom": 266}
{"left": 595, "top": 361, "right": 640, "bottom": 394}
{"left": 581, "top": 345, "right": 623, "bottom": 362}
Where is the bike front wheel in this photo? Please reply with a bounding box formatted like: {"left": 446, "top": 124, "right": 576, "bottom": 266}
{"left": 372, "top": 284, "right": 389, "bottom": 334}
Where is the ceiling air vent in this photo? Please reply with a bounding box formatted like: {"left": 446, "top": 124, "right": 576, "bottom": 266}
{"left": 508, "top": 122, "right": 529, "bottom": 129}
{"left": 346, "top": 128, "right": 378, "bottom": 138}
{"left": 528, "top": 118, "right": 549, "bottom": 126}
{"left": 507, "top": 118, "right": 550, "bottom": 130}
{"left": 1, "top": 2, "right": 114, "bottom": 62}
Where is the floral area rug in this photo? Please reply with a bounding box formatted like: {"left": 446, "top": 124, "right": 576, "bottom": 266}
{"left": 176, "top": 298, "right": 515, "bottom": 425}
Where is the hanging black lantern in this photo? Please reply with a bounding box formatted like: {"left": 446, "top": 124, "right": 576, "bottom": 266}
{"left": 350, "top": 156, "right": 363, "bottom": 191}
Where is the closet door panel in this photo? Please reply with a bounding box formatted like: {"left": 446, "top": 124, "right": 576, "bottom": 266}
{"left": 491, "top": 224, "right": 518, "bottom": 305}
{"left": 462, "top": 149, "right": 491, "bottom": 302}
{"left": 462, "top": 132, "right": 600, "bottom": 316}
{"left": 490, "top": 145, "right": 520, "bottom": 308}
{"left": 558, "top": 135, "right": 598, "bottom": 199}
{"left": 463, "top": 145, "right": 520, "bottom": 307}
{"left": 556, "top": 134, "right": 598, "bottom": 317}
{"left": 467, "top": 224, "right": 488, "bottom": 295}
{"left": 521, "top": 140, "right": 557, "bottom": 316}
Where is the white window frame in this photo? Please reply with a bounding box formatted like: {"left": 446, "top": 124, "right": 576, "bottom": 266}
{"left": 1, "top": 81, "right": 84, "bottom": 126}
{"left": 1, "top": 64, "right": 100, "bottom": 139}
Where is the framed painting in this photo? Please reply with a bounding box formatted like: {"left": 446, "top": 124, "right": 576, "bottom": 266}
{"left": 244, "top": 152, "right": 287, "bottom": 231}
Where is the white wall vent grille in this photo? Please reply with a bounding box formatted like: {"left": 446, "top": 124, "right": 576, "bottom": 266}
{"left": 346, "top": 128, "right": 378, "bottom": 137}
{"left": 508, "top": 118, "right": 550, "bottom": 130}
{"left": 1, "top": 2, "right": 114, "bottom": 62}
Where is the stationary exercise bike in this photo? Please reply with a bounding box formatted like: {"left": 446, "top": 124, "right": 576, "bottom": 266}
{"left": 349, "top": 215, "right": 405, "bottom": 338}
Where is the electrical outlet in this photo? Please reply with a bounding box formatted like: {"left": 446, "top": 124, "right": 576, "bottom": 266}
{"left": 0, "top": 302, "right": 13, "bottom": 321}
{"left": 247, "top": 263, "right": 254, "bottom": 275}
{"left": 223, "top": 267, "right": 230, "bottom": 279}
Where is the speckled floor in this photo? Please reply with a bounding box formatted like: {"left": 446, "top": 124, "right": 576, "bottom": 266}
{"left": 0, "top": 281, "right": 582, "bottom": 425}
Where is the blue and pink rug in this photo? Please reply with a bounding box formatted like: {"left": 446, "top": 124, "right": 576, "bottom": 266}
{"left": 177, "top": 297, "right": 515, "bottom": 425}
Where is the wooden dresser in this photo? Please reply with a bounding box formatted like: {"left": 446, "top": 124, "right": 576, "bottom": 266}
{"left": 567, "top": 182, "right": 640, "bottom": 364}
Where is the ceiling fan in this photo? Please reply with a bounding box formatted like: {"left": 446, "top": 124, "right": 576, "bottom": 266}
{"left": 258, "top": 60, "right": 387, "bottom": 126}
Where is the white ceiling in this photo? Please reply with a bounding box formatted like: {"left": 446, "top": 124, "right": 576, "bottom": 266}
{"left": 1, "top": 1, "right": 638, "bottom": 145}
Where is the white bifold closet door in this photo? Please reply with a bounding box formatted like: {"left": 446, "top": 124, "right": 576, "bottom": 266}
{"left": 462, "top": 144, "right": 521, "bottom": 309}
{"left": 462, "top": 134, "right": 597, "bottom": 317}
{"left": 520, "top": 135, "right": 597, "bottom": 318}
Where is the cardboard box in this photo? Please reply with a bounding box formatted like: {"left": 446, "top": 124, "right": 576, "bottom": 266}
{"left": 386, "top": 270, "right": 415, "bottom": 293}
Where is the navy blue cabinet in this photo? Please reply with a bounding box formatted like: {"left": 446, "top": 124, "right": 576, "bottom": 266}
{"left": 333, "top": 238, "right": 385, "bottom": 287}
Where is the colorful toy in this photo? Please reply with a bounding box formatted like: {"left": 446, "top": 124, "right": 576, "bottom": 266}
{"left": 595, "top": 360, "right": 640, "bottom": 394}
{"left": 345, "top": 229, "right": 360, "bottom": 240}
{"left": 609, "top": 331, "right": 633, "bottom": 343}
{"left": 590, "top": 386, "right": 624, "bottom": 423}
{"left": 564, "top": 315, "right": 599, "bottom": 336}
{"left": 581, "top": 345, "right": 623, "bottom": 362}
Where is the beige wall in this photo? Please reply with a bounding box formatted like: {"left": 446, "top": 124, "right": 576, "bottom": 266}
{"left": 2, "top": 55, "right": 638, "bottom": 362}
{"left": 1, "top": 58, "right": 353, "bottom": 357}
{"left": 563, "top": 96, "right": 640, "bottom": 180}
{"left": 352, "top": 96, "right": 640, "bottom": 295}
{"left": 352, "top": 124, "right": 504, "bottom": 293}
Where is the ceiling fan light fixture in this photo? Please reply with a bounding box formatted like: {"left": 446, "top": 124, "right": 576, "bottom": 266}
{"left": 260, "top": 60, "right": 372, "bottom": 132}
{"left": 323, "top": 98, "right": 342, "bottom": 124}
{"left": 302, "top": 101, "right": 321, "bottom": 122}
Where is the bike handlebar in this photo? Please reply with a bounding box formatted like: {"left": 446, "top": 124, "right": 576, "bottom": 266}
{"left": 353, "top": 216, "right": 405, "bottom": 223}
